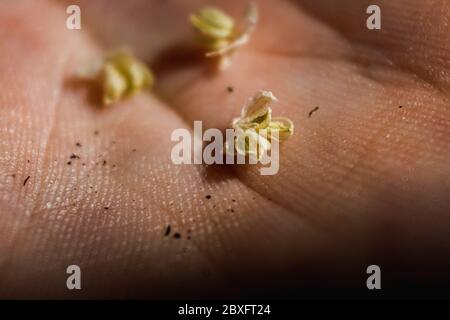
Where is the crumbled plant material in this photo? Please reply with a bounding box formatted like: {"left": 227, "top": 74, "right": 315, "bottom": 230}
{"left": 76, "top": 50, "right": 154, "bottom": 105}
{"left": 190, "top": 3, "right": 258, "bottom": 70}
{"left": 206, "top": 195, "right": 211, "bottom": 199}
{"left": 227, "top": 90, "right": 294, "bottom": 159}
{"left": 164, "top": 225, "right": 172, "bottom": 236}
{"left": 308, "top": 106, "right": 319, "bottom": 118}
{"left": 23, "top": 175, "right": 30, "bottom": 186}
{"left": 174, "top": 233, "right": 181, "bottom": 239}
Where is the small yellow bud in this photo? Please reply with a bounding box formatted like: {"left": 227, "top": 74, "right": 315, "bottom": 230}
{"left": 100, "top": 62, "right": 128, "bottom": 106}
{"left": 190, "top": 3, "right": 258, "bottom": 69}
{"left": 76, "top": 50, "right": 154, "bottom": 106}
{"left": 107, "top": 51, "right": 154, "bottom": 96}
{"left": 190, "top": 7, "right": 235, "bottom": 40}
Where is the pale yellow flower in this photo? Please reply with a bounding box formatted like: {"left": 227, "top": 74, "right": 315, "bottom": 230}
{"left": 230, "top": 91, "right": 294, "bottom": 159}
{"left": 190, "top": 3, "right": 258, "bottom": 69}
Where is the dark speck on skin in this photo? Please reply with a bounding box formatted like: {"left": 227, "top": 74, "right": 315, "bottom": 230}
{"left": 227, "top": 86, "right": 234, "bottom": 93}
{"left": 164, "top": 225, "right": 171, "bottom": 236}
{"left": 308, "top": 106, "right": 319, "bottom": 118}
{"left": 76, "top": 142, "right": 82, "bottom": 147}
{"left": 104, "top": 207, "right": 109, "bottom": 210}
{"left": 67, "top": 161, "right": 72, "bottom": 165}
{"left": 94, "top": 130, "right": 99, "bottom": 135}
{"left": 174, "top": 233, "right": 181, "bottom": 239}
{"left": 23, "top": 175, "right": 30, "bottom": 186}
{"left": 206, "top": 195, "right": 211, "bottom": 200}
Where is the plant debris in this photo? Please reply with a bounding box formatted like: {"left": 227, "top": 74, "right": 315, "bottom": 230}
{"left": 164, "top": 225, "right": 172, "bottom": 236}
{"left": 23, "top": 175, "right": 30, "bottom": 186}
{"left": 308, "top": 106, "right": 319, "bottom": 118}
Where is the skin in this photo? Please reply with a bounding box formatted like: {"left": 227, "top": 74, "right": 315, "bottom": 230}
{"left": 0, "top": 0, "right": 449, "bottom": 298}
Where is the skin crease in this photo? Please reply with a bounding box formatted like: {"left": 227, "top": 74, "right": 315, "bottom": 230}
{"left": 0, "top": 0, "right": 449, "bottom": 298}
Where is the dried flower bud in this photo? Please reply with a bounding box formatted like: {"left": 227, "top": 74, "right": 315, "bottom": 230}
{"left": 100, "top": 62, "right": 128, "bottom": 105}
{"left": 107, "top": 51, "right": 154, "bottom": 96}
{"left": 233, "top": 90, "right": 276, "bottom": 130}
{"left": 230, "top": 90, "right": 294, "bottom": 158}
{"left": 190, "top": 7, "right": 235, "bottom": 41}
{"left": 190, "top": 3, "right": 258, "bottom": 69}
{"left": 76, "top": 50, "right": 154, "bottom": 106}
